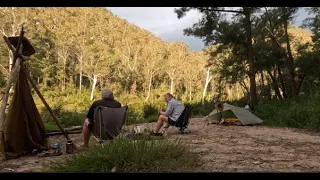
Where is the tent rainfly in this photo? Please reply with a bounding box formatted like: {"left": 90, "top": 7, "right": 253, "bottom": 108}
{"left": 205, "top": 103, "right": 263, "bottom": 125}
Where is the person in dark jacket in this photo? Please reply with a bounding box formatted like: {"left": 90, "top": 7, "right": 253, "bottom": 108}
{"left": 82, "top": 88, "right": 121, "bottom": 147}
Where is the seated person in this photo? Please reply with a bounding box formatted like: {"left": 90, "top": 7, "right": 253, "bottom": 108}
{"left": 152, "top": 93, "right": 185, "bottom": 134}
{"left": 82, "top": 88, "right": 121, "bottom": 147}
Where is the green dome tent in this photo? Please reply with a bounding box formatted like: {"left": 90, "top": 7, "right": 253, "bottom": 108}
{"left": 205, "top": 103, "right": 263, "bottom": 125}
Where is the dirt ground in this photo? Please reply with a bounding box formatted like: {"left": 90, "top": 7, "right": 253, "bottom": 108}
{"left": 1, "top": 118, "right": 320, "bottom": 172}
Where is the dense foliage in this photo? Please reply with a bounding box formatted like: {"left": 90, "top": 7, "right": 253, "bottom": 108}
{"left": 0, "top": 7, "right": 319, "bottom": 130}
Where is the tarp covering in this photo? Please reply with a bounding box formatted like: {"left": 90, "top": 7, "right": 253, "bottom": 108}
{"left": 206, "top": 103, "right": 263, "bottom": 125}
{"left": 0, "top": 68, "right": 48, "bottom": 155}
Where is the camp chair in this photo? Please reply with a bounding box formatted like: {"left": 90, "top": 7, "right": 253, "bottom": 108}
{"left": 163, "top": 105, "right": 192, "bottom": 134}
{"left": 91, "top": 106, "right": 128, "bottom": 144}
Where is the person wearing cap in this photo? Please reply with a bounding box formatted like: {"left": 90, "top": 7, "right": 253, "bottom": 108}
{"left": 82, "top": 88, "right": 121, "bottom": 147}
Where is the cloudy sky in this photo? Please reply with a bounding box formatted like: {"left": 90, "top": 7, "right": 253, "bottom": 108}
{"left": 107, "top": 7, "right": 311, "bottom": 52}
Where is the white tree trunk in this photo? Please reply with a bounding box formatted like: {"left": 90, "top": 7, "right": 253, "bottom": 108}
{"left": 78, "top": 56, "right": 83, "bottom": 92}
{"left": 236, "top": 83, "right": 240, "bottom": 100}
{"left": 145, "top": 76, "right": 153, "bottom": 102}
{"left": 62, "top": 56, "right": 66, "bottom": 91}
{"left": 228, "top": 85, "right": 232, "bottom": 101}
{"left": 170, "top": 79, "right": 174, "bottom": 94}
{"left": 8, "top": 50, "right": 13, "bottom": 73}
{"left": 202, "top": 69, "right": 213, "bottom": 105}
{"left": 189, "top": 81, "right": 192, "bottom": 102}
{"left": 90, "top": 75, "right": 97, "bottom": 100}
{"left": 169, "top": 69, "right": 175, "bottom": 95}
{"left": 79, "top": 71, "right": 82, "bottom": 92}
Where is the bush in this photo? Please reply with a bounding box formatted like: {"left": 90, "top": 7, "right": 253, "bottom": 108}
{"left": 186, "top": 100, "right": 215, "bottom": 117}
{"left": 125, "top": 106, "right": 144, "bottom": 125}
{"left": 59, "top": 111, "right": 86, "bottom": 127}
{"left": 143, "top": 104, "right": 158, "bottom": 118}
{"left": 40, "top": 102, "right": 86, "bottom": 128}
{"left": 49, "top": 138, "right": 200, "bottom": 172}
{"left": 40, "top": 103, "right": 64, "bottom": 125}
{"left": 146, "top": 114, "right": 159, "bottom": 123}
{"left": 256, "top": 93, "right": 320, "bottom": 132}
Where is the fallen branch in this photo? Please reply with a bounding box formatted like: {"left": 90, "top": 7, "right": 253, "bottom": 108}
{"left": 63, "top": 126, "right": 82, "bottom": 131}
{"left": 46, "top": 126, "right": 82, "bottom": 133}
{"left": 46, "top": 130, "right": 82, "bottom": 136}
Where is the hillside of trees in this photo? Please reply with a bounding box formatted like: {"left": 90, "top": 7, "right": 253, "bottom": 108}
{"left": 0, "top": 7, "right": 320, "bottom": 130}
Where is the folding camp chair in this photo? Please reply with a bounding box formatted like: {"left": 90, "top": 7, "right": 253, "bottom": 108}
{"left": 91, "top": 106, "right": 128, "bottom": 144}
{"left": 163, "top": 105, "right": 192, "bottom": 134}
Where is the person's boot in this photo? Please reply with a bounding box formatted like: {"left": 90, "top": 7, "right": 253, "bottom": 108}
{"left": 178, "top": 129, "right": 184, "bottom": 134}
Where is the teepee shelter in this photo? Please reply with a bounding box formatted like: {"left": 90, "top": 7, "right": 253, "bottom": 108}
{"left": 205, "top": 103, "right": 263, "bottom": 125}
{"left": 0, "top": 27, "right": 75, "bottom": 159}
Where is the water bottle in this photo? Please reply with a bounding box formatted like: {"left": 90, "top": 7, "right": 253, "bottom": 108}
{"left": 53, "top": 143, "right": 61, "bottom": 150}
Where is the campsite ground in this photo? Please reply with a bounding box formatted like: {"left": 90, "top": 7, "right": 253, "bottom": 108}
{"left": 1, "top": 118, "right": 320, "bottom": 172}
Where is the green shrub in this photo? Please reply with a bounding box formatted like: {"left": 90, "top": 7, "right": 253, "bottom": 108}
{"left": 186, "top": 100, "right": 214, "bottom": 117}
{"left": 59, "top": 111, "right": 86, "bottom": 127}
{"left": 49, "top": 138, "right": 200, "bottom": 172}
{"left": 125, "top": 106, "right": 144, "bottom": 125}
{"left": 146, "top": 114, "right": 159, "bottom": 123}
{"left": 143, "top": 104, "right": 158, "bottom": 118}
{"left": 256, "top": 93, "right": 320, "bottom": 132}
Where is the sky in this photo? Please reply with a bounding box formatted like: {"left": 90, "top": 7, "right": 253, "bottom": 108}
{"left": 107, "top": 7, "right": 311, "bottom": 52}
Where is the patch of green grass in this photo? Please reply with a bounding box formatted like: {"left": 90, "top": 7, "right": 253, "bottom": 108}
{"left": 59, "top": 111, "right": 86, "bottom": 127}
{"left": 44, "top": 123, "right": 59, "bottom": 130}
{"left": 41, "top": 109, "right": 86, "bottom": 129}
{"left": 49, "top": 137, "right": 200, "bottom": 172}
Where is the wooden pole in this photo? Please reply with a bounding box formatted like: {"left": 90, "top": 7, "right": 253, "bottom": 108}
{"left": 0, "top": 28, "right": 25, "bottom": 134}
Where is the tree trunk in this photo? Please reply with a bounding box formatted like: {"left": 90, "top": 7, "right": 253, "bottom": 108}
{"left": 267, "top": 70, "right": 283, "bottom": 100}
{"left": 244, "top": 7, "right": 258, "bottom": 110}
{"left": 260, "top": 71, "right": 265, "bottom": 91}
{"left": 261, "top": 71, "right": 265, "bottom": 86}
{"left": 8, "top": 50, "right": 13, "bottom": 73}
{"left": 228, "top": 85, "right": 232, "bottom": 100}
{"left": 277, "top": 65, "right": 287, "bottom": 99}
{"left": 239, "top": 79, "right": 250, "bottom": 104}
{"left": 145, "top": 75, "right": 153, "bottom": 102}
{"left": 130, "top": 79, "right": 137, "bottom": 95}
{"left": 90, "top": 75, "right": 97, "bottom": 100}
{"left": 236, "top": 83, "right": 240, "bottom": 100}
{"left": 62, "top": 56, "right": 66, "bottom": 91}
{"left": 78, "top": 56, "right": 83, "bottom": 92}
{"left": 8, "top": 51, "right": 14, "bottom": 94}
{"left": 79, "top": 70, "right": 82, "bottom": 92}
{"left": 189, "top": 80, "right": 192, "bottom": 102}
{"left": 170, "top": 78, "right": 174, "bottom": 95}
{"left": 202, "top": 69, "right": 213, "bottom": 105}
{"left": 297, "top": 73, "right": 306, "bottom": 94}
{"left": 282, "top": 9, "right": 297, "bottom": 97}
